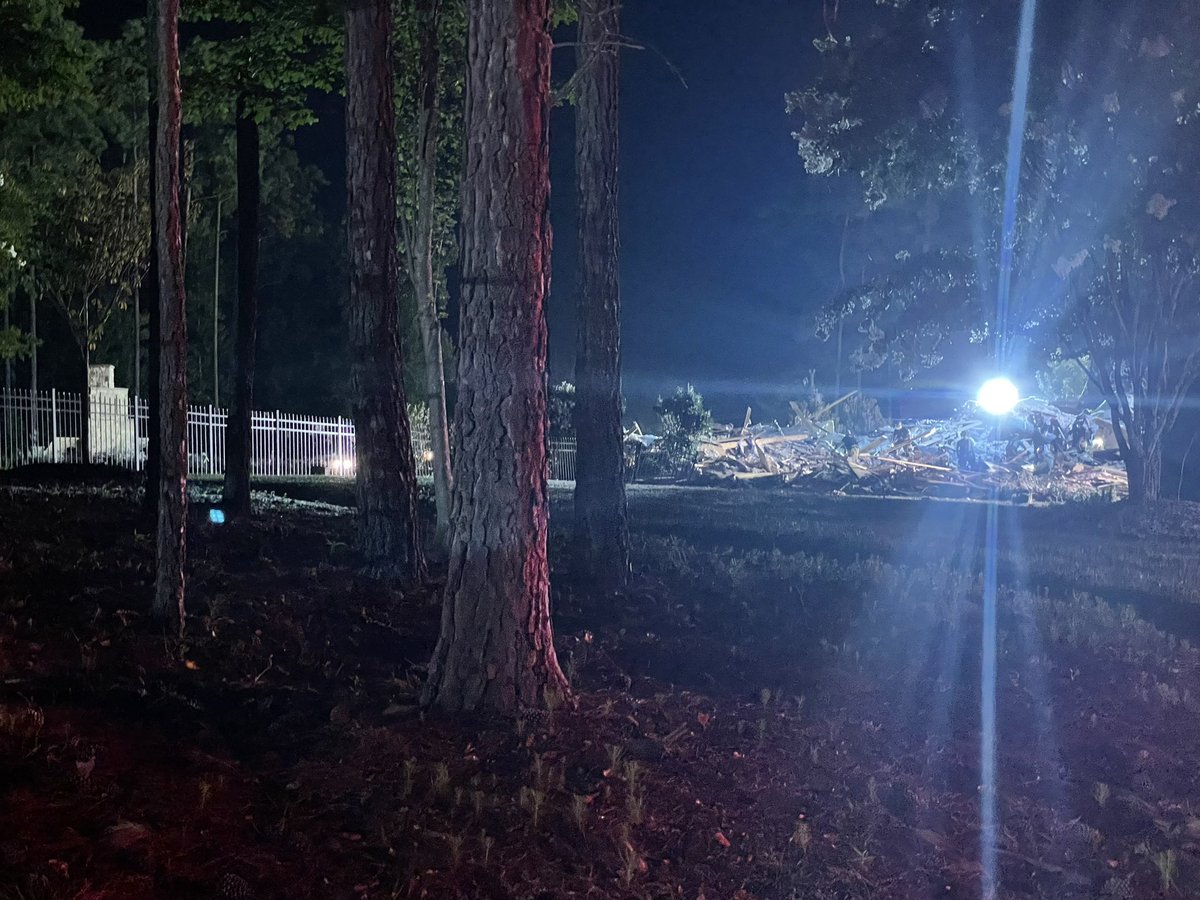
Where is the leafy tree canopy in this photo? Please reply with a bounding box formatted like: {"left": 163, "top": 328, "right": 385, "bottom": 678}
{"left": 791, "top": 0, "right": 1200, "bottom": 384}
{"left": 394, "top": 0, "right": 465, "bottom": 299}
{"left": 0, "top": 0, "right": 91, "bottom": 116}
{"left": 184, "top": 0, "right": 341, "bottom": 128}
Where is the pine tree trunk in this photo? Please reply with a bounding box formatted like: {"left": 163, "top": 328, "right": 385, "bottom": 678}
{"left": 412, "top": 0, "right": 454, "bottom": 545}
{"left": 423, "top": 0, "right": 569, "bottom": 714}
{"left": 222, "top": 95, "right": 260, "bottom": 518}
{"left": 143, "top": 4, "right": 160, "bottom": 514}
{"left": 153, "top": 0, "right": 187, "bottom": 625}
{"left": 344, "top": 0, "right": 426, "bottom": 579}
{"left": 572, "top": 0, "right": 629, "bottom": 590}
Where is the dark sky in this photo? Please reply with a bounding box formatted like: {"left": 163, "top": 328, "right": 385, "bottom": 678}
{"left": 550, "top": 1, "right": 837, "bottom": 422}
{"left": 80, "top": 1, "right": 839, "bottom": 424}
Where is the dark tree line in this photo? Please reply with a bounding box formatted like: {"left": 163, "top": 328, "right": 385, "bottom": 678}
{"left": 3, "top": 0, "right": 634, "bottom": 713}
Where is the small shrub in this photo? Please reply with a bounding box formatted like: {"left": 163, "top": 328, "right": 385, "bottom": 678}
{"left": 652, "top": 384, "right": 714, "bottom": 475}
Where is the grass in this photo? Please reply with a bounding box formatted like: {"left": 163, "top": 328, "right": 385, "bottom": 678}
{"left": 3, "top": 480, "right": 1200, "bottom": 897}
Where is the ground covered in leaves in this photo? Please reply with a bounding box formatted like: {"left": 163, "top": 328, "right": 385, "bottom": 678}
{"left": 3, "top": 472, "right": 1200, "bottom": 899}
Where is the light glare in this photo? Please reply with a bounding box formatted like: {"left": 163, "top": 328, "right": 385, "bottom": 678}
{"left": 977, "top": 377, "right": 1019, "bottom": 416}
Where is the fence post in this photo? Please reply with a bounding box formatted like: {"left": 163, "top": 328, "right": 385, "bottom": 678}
{"left": 50, "top": 389, "right": 58, "bottom": 460}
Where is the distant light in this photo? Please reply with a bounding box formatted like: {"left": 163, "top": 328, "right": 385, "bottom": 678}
{"left": 327, "top": 455, "right": 356, "bottom": 476}
{"left": 208, "top": 508, "right": 226, "bottom": 525}
{"left": 421, "top": 450, "right": 434, "bottom": 463}
{"left": 977, "top": 377, "right": 1019, "bottom": 416}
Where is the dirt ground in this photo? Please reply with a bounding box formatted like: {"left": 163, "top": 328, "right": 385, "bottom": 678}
{"left": 2, "top": 472, "right": 1200, "bottom": 899}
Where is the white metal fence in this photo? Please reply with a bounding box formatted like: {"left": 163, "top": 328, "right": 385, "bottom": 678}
{"left": 0, "top": 387, "right": 577, "bottom": 481}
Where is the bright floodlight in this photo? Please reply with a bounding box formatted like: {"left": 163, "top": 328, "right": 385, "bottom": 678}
{"left": 977, "top": 377, "right": 1019, "bottom": 416}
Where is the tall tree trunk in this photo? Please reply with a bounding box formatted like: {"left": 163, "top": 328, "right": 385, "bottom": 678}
{"left": 143, "top": 3, "right": 161, "bottom": 513}
{"left": 153, "top": 0, "right": 187, "bottom": 625}
{"left": 29, "top": 291, "right": 37, "bottom": 443}
{"left": 2, "top": 303, "right": 10, "bottom": 454}
{"left": 222, "top": 94, "right": 260, "bottom": 518}
{"left": 80, "top": 331, "right": 90, "bottom": 463}
{"left": 410, "top": 0, "right": 454, "bottom": 546}
{"left": 423, "top": 0, "right": 568, "bottom": 714}
{"left": 572, "top": 0, "right": 629, "bottom": 590}
{"left": 344, "top": 0, "right": 425, "bottom": 579}
{"left": 3, "top": 303, "right": 10, "bottom": 391}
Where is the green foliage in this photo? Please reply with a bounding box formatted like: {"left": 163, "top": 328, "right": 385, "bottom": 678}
{"left": 551, "top": 0, "right": 578, "bottom": 28}
{"left": 0, "top": 0, "right": 91, "bottom": 116}
{"left": 185, "top": 0, "right": 341, "bottom": 129}
{"left": 791, "top": 0, "right": 1200, "bottom": 385}
{"left": 0, "top": 20, "right": 151, "bottom": 363}
{"left": 394, "top": 0, "right": 466, "bottom": 309}
{"left": 0, "top": 315, "right": 31, "bottom": 361}
{"left": 548, "top": 381, "right": 576, "bottom": 440}
{"left": 30, "top": 155, "right": 149, "bottom": 355}
{"left": 406, "top": 401, "right": 430, "bottom": 435}
{"left": 1034, "top": 357, "right": 1090, "bottom": 408}
{"left": 653, "top": 384, "right": 714, "bottom": 473}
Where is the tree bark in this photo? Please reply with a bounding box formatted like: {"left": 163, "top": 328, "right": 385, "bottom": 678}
{"left": 572, "top": 0, "right": 629, "bottom": 590}
{"left": 29, "top": 291, "right": 37, "bottom": 443}
{"left": 222, "top": 94, "right": 260, "bottom": 518}
{"left": 80, "top": 333, "right": 90, "bottom": 463}
{"left": 344, "top": 0, "right": 426, "bottom": 579}
{"left": 3, "top": 303, "right": 10, "bottom": 391}
{"left": 423, "top": 0, "right": 569, "bottom": 714}
{"left": 153, "top": 0, "right": 187, "bottom": 625}
{"left": 410, "top": 0, "right": 454, "bottom": 546}
{"left": 1125, "top": 441, "right": 1163, "bottom": 504}
{"left": 143, "top": 3, "right": 160, "bottom": 514}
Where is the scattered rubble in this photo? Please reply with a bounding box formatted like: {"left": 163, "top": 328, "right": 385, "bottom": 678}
{"left": 690, "top": 392, "right": 1128, "bottom": 502}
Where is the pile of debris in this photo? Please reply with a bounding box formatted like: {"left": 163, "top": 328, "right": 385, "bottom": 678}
{"left": 691, "top": 392, "right": 1128, "bottom": 502}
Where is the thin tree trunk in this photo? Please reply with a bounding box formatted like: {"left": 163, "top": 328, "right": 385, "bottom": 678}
{"left": 222, "top": 94, "right": 260, "bottom": 518}
{"left": 29, "top": 291, "right": 37, "bottom": 443}
{"left": 81, "top": 330, "right": 90, "bottom": 463}
{"left": 572, "top": 0, "right": 629, "bottom": 590}
{"left": 3, "top": 303, "right": 10, "bottom": 391}
{"left": 2, "top": 303, "right": 9, "bottom": 453}
{"left": 424, "top": 0, "right": 569, "bottom": 714}
{"left": 144, "top": 3, "right": 161, "bottom": 513}
{"left": 153, "top": 0, "right": 187, "bottom": 625}
{"left": 411, "top": 0, "right": 454, "bottom": 546}
{"left": 212, "top": 194, "right": 220, "bottom": 406}
{"left": 344, "top": 0, "right": 425, "bottom": 579}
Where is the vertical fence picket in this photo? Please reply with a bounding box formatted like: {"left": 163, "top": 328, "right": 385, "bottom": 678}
{"left": 0, "top": 387, "right": 579, "bottom": 482}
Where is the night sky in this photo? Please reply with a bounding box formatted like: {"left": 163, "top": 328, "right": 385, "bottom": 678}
{"left": 550, "top": 1, "right": 835, "bottom": 423}
{"left": 80, "top": 1, "right": 838, "bottom": 425}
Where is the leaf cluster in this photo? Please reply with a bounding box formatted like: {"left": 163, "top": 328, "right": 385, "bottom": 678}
{"left": 185, "top": 0, "right": 342, "bottom": 129}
